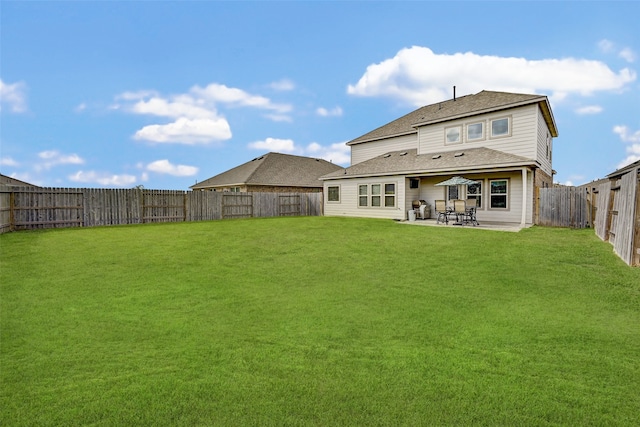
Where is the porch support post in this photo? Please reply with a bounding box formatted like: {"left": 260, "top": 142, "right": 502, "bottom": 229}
{"left": 521, "top": 168, "right": 528, "bottom": 227}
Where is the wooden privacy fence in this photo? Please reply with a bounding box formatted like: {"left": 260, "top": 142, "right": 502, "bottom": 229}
{"left": 593, "top": 167, "right": 640, "bottom": 267}
{"left": 537, "top": 186, "right": 589, "bottom": 228}
{"left": 0, "top": 187, "right": 323, "bottom": 233}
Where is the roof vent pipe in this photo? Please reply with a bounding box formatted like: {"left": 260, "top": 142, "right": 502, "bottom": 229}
{"left": 453, "top": 85, "right": 456, "bottom": 101}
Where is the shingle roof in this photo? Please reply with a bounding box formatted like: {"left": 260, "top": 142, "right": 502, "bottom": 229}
{"left": 0, "top": 173, "right": 39, "bottom": 187}
{"left": 605, "top": 159, "right": 640, "bottom": 179}
{"left": 348, "top": 90, "right": 557, "bottom": 145}
{"left": 320, "top": 147, "right": 534, "bottom": 180}
{"left": 191, "top": 152, "right": 344, "bottom": 189}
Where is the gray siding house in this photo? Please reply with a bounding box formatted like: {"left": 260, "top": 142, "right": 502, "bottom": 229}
{"left": 320, "top": 90, "right": 559, "bottom": 226}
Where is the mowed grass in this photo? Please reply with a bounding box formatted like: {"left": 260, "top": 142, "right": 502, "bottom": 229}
{"left": 1, "top": 217, "right": 639, "bottom": 426}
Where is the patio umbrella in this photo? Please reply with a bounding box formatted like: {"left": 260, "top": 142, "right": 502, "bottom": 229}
{"left": 434, "top": 176, "right": 479, "bottom": 186}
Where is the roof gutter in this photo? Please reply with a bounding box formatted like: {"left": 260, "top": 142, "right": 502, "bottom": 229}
{"left": 321, "top": 161, "right": 537, "bottom": 181}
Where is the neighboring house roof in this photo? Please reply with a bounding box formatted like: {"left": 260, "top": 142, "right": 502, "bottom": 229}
{"left": 605, "top": 159, "right": 640, "bottom": 179}
{"left": 321, "top": 147, "right": 534, "bottom": 180}
{"left": 191, "top": 152, "right": 344, "bottom": 189}
{"left": 348, "top": 90, "right": 558, "bottom": 146}
{"left": 0, "top": 174, "right": 39, "bottom": 187}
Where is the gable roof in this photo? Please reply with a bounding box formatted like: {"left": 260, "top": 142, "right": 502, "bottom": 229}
{"left": 605, "top": 159, "right": 640, "bottom": 179}
{"left": 348, "top": 90, "right": 558, "bottom": 146}
{"left": 0, "top": 173, "right": 39, "bottom": 187}
{"left": 191, "top": 152, "right": 343, "bottom": 189}
{"left": 321, "top": 147, "right": 535, "bottom": 180}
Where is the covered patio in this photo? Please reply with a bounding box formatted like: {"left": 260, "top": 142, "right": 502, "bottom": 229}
{"left": 399, "top": 218, "right": 530, "bottom": 232}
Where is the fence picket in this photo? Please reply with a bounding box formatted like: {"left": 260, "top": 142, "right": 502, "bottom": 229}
{"left": 0, "top": 188, "right": 323, "bottom": 233}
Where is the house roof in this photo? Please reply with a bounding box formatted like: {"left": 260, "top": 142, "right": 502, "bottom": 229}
{"left": 605, "top": 159, "right": 640, "bottom": 179}
{"left": 191, "top": 152, "right": 344, "bottom": 189}
{"left": 320, "top": 147, "right": 535, "bottom": 180}
{"left": 0, "top": 173, "right": 39, "bottom": 187}
{"left": 347, "top": 90, "right": 558, "bottom": 146}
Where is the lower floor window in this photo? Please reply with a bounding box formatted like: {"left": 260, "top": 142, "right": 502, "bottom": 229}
{"left": 467, "top": 182, "right": 482, "bottom": 208}
{"left": 489, "top": 179, "right": 508, "bottom": 209}
{"left": 358, "top": 182, "right": 396, "bottom": 207}
{"left": 327, "top": 185, "right": 340, "bottom": 202}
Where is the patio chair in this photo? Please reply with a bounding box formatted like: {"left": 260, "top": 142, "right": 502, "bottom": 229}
{"left": 435, "top": 200, "right": 449, "bottom": 224}
{"left": 453, "top": 199, "right": 467, "bottom": 225}
{"left": 464, "top": 199, "right": 479, "bottom": 226}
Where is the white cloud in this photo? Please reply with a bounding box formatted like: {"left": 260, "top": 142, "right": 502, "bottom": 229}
{"left": 598, "top": 39, "right": 615, "bottom": 54}
{"left": 69, "top": 170, "right": 137, "bottom": 187}
{"left": 0, "top": 156, "right": 19, "bottom": 167}
{"left": 304, "top": 141, "right": 350, "bottom": 165}
{"left": 118, "top": 82, "right": 292, "bottom": 144}
{"left": 248, "top": 137, "right": 350, "bottom": 165}
{"left": 613, "top": 125, "right": 640, "bottom": 169}
{"left": 0, "top": 79, "right": 28, "bottom": 113}
{"left": 347, "top": 46, "right": 637, "bottom": 106}
{"left": 36, "top": 150, "right": 84, "bottom": 170}
{"left": 316, "top": 106, "right": 343, "bottom": 117}
{"left": 190, "top": 83, "right": 292, "bottom": 114}
{"left": 269, "top": 79, "right": 295, "bottom": 91}
{"left": 134, "top": 118, "right": 232, "bottom": 144}
{"left": 613, "top": 125, "right": 640, "bottom": 143}
{"left": 248, "top": 137, "right": 296, "bottom": 153}
{"left": 264, "top": 113, "right": 293, "bottom": 123}
{"left": 146, "top": 159, "right": 198, "bottom": 176}
{"left": 575, "top": 105, "right": 603, "bottom": 115}
{"left": 619, "top": 47, "right": 637, "bottom": 63}
{"left": 598, "top": 39, "right": 636, "bottom": 63}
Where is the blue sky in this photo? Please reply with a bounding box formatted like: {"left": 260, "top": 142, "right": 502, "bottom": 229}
{"left": 1, "top": 1, "right": 639, "bottom": 189}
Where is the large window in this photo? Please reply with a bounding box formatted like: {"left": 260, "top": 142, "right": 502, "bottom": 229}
{"left": 467, "top": 182, "right": 482, "bottom": 208}
{"left": 327, "top": 185, "right": 340, "bottom": 202}
{"left": 467, "top": 122, "right": 484, "bottom": 141}
{"left": 489, "top": 179, "right": 508, "bottom": 209}
{"left": 491, "top": 117, "right": 510, "bottom": 137}
{"left": 447, "top": 185, "right": 459, "bottom": 202}
{"left": 371, "top": 184, "right": 381, "bottom": 207}
{"left": 358, "top": 185, "right": 368, "bottom": 207}
{"left": 358, "top": 183, "right": 396, "bottom": 208}
{"left": 384, "top": 184, "right": 396, "bottom": 207}
{"left": 445, "top": 126, "right": 461, "bottom": 144}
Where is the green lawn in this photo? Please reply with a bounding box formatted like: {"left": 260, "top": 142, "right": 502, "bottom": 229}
{"left": 1, "top": 217, "right": 639, "bottom": 426}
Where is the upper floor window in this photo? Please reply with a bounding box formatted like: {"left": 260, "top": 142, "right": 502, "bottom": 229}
{"left": 445, "top": 126, "right": 462, "bottom": 144}
{"left": 491, "top": 117, "right": 510, "bottom": 137}
{"left": 467, "top": 122, "right": 484, "bottom": 141}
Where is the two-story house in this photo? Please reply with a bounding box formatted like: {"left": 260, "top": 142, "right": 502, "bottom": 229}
{"left": 320, "top": 90, "right": 558, "bottom": 226}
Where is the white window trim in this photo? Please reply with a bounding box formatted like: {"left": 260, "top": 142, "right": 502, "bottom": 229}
{"left": 357, "top": 182, "right": 397, "bottom": 208}
{"left": 466, "top": 121, "right": 485, "bottom": 142}
{"left": 445, "top": 125, "right": 462, "bottom": 145}
{"left": 490, "top": 116, "right": 512, "bottom": 139}
{"left": 327, "top": 185, "right": 341, "bottom": 203}
{"left": 467, "top": 181, "right": 483, "bottom": 210}
{"left": 488, "top": 178, "right": 509, "bottom": 210}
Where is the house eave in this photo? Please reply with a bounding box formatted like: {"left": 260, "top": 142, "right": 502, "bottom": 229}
{"left": 321, "top": 161, "right": 537, "bottom": 181}
{"left": 346, "top": 130, "right": 417, "bottom": 146}
{"left": 411, "top": 96, "right": 550, "bottom": 128}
